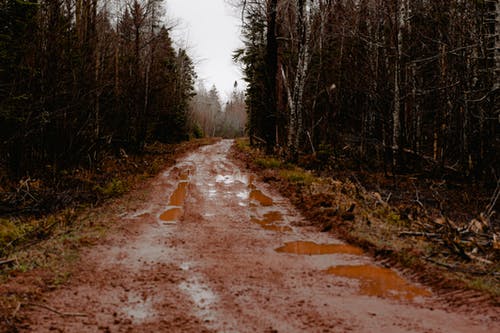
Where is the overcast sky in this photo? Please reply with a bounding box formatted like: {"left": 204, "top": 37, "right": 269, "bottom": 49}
{"left": 166, "top": 0, "right": 244, "bottom": 101}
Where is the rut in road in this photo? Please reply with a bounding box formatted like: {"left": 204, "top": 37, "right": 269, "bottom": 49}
{"left": 21, "top": 140, "right": 496, "bottom": 332}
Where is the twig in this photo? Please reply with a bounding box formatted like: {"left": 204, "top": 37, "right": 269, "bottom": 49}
{"left": 465, "top": 252, "right": 494, "bottom": 265}
{"left": 306, "top": 131, "right": 316, "bottom": 154}
{"left": 399, "top": 231, "right": 439, "bottom": 238}
{"left": 413, "top": 184, "right": 424, "bottom": 208}
{"left": 26, "top": 303, "right": 88, "bottom": 317}
{"left": 425, "top": 257, "right": 456, "bottom": 270}
{"left": 12, "top": 302, "right": 21, "bottom": 318}
{"left": 484, "top": 179, "right": 500, "bottom": 219}
{"left": 0, "top": 258, "right": 16, "bottom": 266}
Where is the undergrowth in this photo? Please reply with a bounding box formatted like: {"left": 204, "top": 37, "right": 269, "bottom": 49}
{"left": 232, "top": 138, "right": 500, "bottom": 301}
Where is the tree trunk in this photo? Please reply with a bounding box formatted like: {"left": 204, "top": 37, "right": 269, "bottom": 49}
{"left": 495, "top": 0, "right": 500, "bottom": 89}
{"left": 393, "top": 0, "right": 405, "bottom": 169}
{"left": 264, "top": 0, "right": 278, "bottom": 153}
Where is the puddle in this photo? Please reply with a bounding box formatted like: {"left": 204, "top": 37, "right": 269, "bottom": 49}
{"left": 251, "top": 211, "right": 291, "bottom": 232}
{"left": 325, "top": 265, "right": 432, "bottom": 300}
{"left": 275, "top": 241, "right": 364, "bottom": 255}
{"left": 237, "top": 190, "right": 249, "bottom": 200}
{"left": 251, "top": 211, "right": 282, "bottom": 225}
{"left": 249, "top": 190, "right": 273, "bottom": 206}
{"left": 261, "top": 224, "right": 293, "bottom": 232}
{"left": 159, "top": 181, "right": 189, "bottom": 222}
{"left": 160, "top": 208, "right": 183, "bottom": 222}
{"left": 169, "top": 182, "right": 189, "bottom": 206}
{"left": 123, "top": 293, "right": 156, "bottom": 324}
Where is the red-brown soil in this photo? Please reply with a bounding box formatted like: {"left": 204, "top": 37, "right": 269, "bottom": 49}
{"left": 2, "top": 140, "right": 497, "bottom": 332}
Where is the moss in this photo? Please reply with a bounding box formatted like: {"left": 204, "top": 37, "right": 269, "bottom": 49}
{"left": 94, "top": 178, "right": 128, "bottom": 197}
{"left": 235, "top": 138, "right": 251, "bottom": 152}
{"left": 0, "top": 219, "right": 22, "bottom": 246}
{"left": 0, "top": 219, "right": 35, "bottom": 257}
{"left": 256, "top": 157, "right": 282, "bottom": 169}
{"left": 279, "top": 169, "right": 315, "bottom": 185}
{"left": 466, "top": 276, "right": 500, "bottom": 297}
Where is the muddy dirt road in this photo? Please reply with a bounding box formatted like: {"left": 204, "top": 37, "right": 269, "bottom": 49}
{"left": 21, "top": 140, "right": 496, "bottom": 332}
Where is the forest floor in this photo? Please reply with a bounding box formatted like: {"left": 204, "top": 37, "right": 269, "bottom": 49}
{"left": 0, "top": 139, "right": 498, "bottom": 332}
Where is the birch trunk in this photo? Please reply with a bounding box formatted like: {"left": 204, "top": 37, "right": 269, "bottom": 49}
{"left": 285, "top": 0, "right": 314, "bottom": 159}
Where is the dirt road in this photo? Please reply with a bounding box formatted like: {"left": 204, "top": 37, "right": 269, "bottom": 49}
{"left": 21, "top": 140, "right": 496, "bottom": 332}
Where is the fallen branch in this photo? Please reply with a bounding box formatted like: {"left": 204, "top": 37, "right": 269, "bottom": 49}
{"left": 399, "top": 231, "right": 439, "bottom": 238}
{"left": 0, "top": 258, "right": 16, "bottom": 267}
{"left": 465, "top": 252, "right": 494, "bottom": 265}
{"left": 26, "top": 303, "right": 88, "bottom": 317}
{"left": 425, "top": 257, "right": 456, "bottom": 270}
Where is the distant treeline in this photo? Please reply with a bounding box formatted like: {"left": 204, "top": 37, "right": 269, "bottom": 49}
{"left": 235, "top": 0, "right": 499, "bottom": 181}
{"left": 0, "top": 0, "right": 196, "bottom": 178}
{"left": 189, "top": 84, "right": 246, "bottom": 139}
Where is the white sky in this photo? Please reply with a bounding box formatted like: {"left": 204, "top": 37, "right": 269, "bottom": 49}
{"left": 166, "top": 0, "right": 244, "bottom": 101}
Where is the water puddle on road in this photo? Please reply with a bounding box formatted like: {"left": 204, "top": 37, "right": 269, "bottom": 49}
{"left": 249, "top": 189, "right": 273, "bottom": 206}
{"left": 261, "top": 224, "right": 293, "bottom": 232}
{"left": 275, "top": 241, "right": 364, "bottom": 255}
{"left": 160, "top": 178, "right": 190, "bottom": 223}
{"left": 160, "top": 208, "right": 183, "bottom": 222}
{"left": 251, "top": 211, "right": 292, "bottom": 232}
{"left": 169, "top": 181, "right": 189, "bottom": 206}
{"left": 325, "top": 265, "right": 431, "bottom": 301}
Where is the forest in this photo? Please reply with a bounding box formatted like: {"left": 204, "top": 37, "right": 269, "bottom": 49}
{"left": 0, "top": 0, "right": 197, "bottom": 180}
{"left": 235, "top": 0, "right": 499, "bottom": 184}
{"left": 0, "top": 1, "right": 499, "bottom": 329}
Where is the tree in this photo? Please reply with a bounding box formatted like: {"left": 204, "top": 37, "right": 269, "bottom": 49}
{"left": 0, "top": 0, "right": 197, "bottom": 179}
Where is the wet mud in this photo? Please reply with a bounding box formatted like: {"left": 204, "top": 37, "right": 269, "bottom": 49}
{"left": 275, "top": 241, "right": 364, "bottom": 256}
{"left": 19, "top": 140, "right": 497, "bottom": 333}
{"left": 325, "top": 265, "right": 432, "bottom": 301}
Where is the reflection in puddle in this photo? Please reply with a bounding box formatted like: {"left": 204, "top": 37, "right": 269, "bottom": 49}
{"left": 249, "top": 190, "right": 273, "bottom": 206}
{"left": 123, "top": 293, "right": 155, "bottom": 323}
{"left": 160, "top": 208, "right": 183, "bottom": 222}
{"left": 169, "top": 182, "right": 188, "bottom": 206}
{"left": 251, "top": 211, "right": 282, "bottom": 224}
{"left": 325, "top": 265, "right": 431, "bottom": 300}
{"left": 160, "top": 181, "right": 189, "bottom": 222}
{"left": 275, "top": 241, "right": 364, "bottom": 255}
{"left": 251, "top": 211, "right": 291, "bottom": 233}
{"left": 237, "top": 190, "right": 249, "bottom": 200}
{"left": 216, "top": 173, "right": 248, "bottom": 185}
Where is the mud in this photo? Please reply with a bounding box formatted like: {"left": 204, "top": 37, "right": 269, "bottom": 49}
{"left": 18, "top": 140, "right": 497, "bottom": 332}
{"left": 276, "top": 241, "right": 364, "bottom": 256}
{"left": 325, "top": 265, "right": 432, "bottom": 301}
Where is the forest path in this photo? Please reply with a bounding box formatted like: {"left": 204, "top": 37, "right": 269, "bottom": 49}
{"left": 21, "top": 140, "right": 495, "bottom": 332}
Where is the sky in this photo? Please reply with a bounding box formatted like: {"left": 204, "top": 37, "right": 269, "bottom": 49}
{"left": 166, "top": 0, "right": 244, "bottom": 101}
